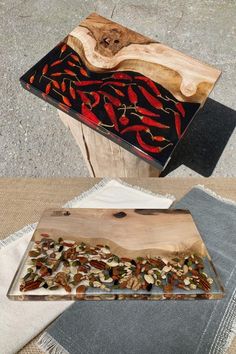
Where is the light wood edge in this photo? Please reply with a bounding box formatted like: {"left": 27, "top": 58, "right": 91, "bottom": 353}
{"left": 66, "top": 12, "right": 221, "bottom": 104}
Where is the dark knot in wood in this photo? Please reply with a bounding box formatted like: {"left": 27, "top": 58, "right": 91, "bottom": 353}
{"left": 64, "top": 211, "right": 71, "bottom": 216}
{"left": 99, "top": 28, "right": 122, "bottom": 55}
{"left": 113, "top": 211, "right": 127, "bottom": 218}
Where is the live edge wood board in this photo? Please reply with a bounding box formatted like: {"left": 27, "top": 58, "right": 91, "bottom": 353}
{"left": 34, "top": 208, "right": 207, "bottom": 259}
{"left": 8, "top": 209, "right": 224, "bottom": 300}
{"left": 20, "top": 13, "right": 221, "bottom": 171}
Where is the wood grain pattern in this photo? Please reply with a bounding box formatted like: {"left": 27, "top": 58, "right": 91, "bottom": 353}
{"left": 34, "top": 208, "right": 207, "bottom": 259}
{"left": 67, "top": 13, "right": 221, "bottom": 104}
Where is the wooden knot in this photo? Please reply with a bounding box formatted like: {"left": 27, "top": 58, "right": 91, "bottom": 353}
{"left": 99, "top": 28, "right": 122, "bottom": 55}
{"left": 113, "top": 211, "right": 127, "bottom": 218}
{"left": 102, "top": 36, "right": 113, "bottom": 47}
{"left": 63, "top": 211, "right": 71, "bottom": 216}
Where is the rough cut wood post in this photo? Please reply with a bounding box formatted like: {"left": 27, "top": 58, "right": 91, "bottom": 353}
{"left": 58, "top": 110, "right": 160, "bottom": 177}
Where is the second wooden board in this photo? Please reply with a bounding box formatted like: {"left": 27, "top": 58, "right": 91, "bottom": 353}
{"left": 8, "top": 209, "right": 224, "bottom": 301}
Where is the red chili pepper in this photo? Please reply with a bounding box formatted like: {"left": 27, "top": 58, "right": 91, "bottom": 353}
{"left": 101, "top": 81, "right": 126, "bottom": 88}
{"left": 29, "top": 74, "right": 35, "bottom": 84}
{"left": 111, "top": 72, "right": 132, "bottom": 81}
{"left": 104, "top": 102, "right": 119, "bottom": 131}
{"left": 71, "top": 54, "right": 80, "bottom": 62}
{"left": 120, "top": 105, "right": 160, "bottom": 117}
{"left": 131, "top": 113, "right": 169, "bottom": 129}
{"left": 128, "top": 85, "right": 137, "bottom": 105}
{"left": 45, "top": 83, "right": 51, "bottom": 94}
{"left": 80, "top": 103, "right": 113, "bottom": 128}
{"left": 64, "top": 69, "right": 77, "bottom": 77}
{"left": 74, "top": 80, "right": 103, "bottom": 86}
{"left": 152, "top": 136, "right": 170, "bottom": 142}
{"left": 80, "top": 68, "right": 88, "bottom": 77}
{"left": 42, "top": 64, "right": 48, "bottom": 75}
{"left": 61, "top": 81, "right": 66, "bottom": 92}
{"left": 67, "top": 61, "right": 76, "bottom": 67}
{"left": 121, "top": 125, "right": 152, "bottom": 135}
{"left": 69, "top": 86, "right": 76, "bottom": 99}
{"left": 91, "top": 92, "right": 100, "bottom": 108}
{"left": 135, "top": 106, "right": 160, "bottom": 117}
{"left": 137, "top": 132, "right": 172, "bottom": 153}
{"left": 52, "top": 80, "right": 60, "bottom": 89}
{"left": 51, "top": 59, "right": 62, "bottom": 67}
{"left": 141, "top": 117, "right": 169, "bottom": 129}
{"left": 136, "top": 132, "right": 160, "bottom": 153}
{"left": 51, "top": 73, "right": 63, "bottom": 77}
{"left": 138, "top": 86, "right": 168, "bottom": 112}
{"left": 81, "top": 103, "right": 101, "bottom": 125}
{"left": 118, "top": 104, "right": 129, "bottom": 126}
{"left": 111, "top": 86, "right": 125, "bottom": 97}
{"left": 174, "top": 112, "right": 181, "bottom": 138}
{"left": 176, "top": 102, "right": 185, "bottom": 117}
{"left": 77, "top": 91, "right": 91, "bottom": 106}
{"left": 62, "top": 96, "right": 71, "bottom": 107}
{"left": 135, "top": 76, "right": 161, "bottom": 96}
{"left": 98, "top": 91, "right": 121, "bottom": 107}
{"left": 54, "top": 88, "right": 71, "bottom": 106}
{"left": 119, "top": 115, "right": 129, "bottom": 126}
{"left": 60, "top": 43, "right": 67, "bottom": 57}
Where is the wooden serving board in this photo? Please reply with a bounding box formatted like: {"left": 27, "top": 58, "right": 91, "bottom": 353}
{"left": 34, "top": 208, "right": 207, "bottom": 259}
{"left": 8, "top": 208, "right": 225, "bottom": 301}
{"left": 20, "top": 13, "right": 221, "bottom": 171}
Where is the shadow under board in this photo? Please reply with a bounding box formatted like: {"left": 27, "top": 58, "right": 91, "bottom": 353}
{"left": 161, "top": 98, "right": 236, "bottom": 177}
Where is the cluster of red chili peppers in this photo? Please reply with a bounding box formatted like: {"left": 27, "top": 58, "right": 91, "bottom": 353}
{"left": 24, "top": 42, "right": 200, "bottom": 163}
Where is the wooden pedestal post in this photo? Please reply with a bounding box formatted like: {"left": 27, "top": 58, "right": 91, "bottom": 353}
{"left": 58, "top": 110, "right": 160, "bottom": 177}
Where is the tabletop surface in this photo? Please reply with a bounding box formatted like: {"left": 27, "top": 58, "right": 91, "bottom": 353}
{"left": 0, "top": 177, "right": 235, "bottom": 353}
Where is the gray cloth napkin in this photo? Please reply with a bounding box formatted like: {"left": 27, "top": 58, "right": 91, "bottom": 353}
{"left": 38, "top": 187, "right": 236, "bottom": 354}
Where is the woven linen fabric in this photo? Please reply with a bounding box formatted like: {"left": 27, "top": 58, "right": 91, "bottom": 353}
{"left": 0, "top": 179, "right": 173, "bottom": 354}
{"left": 38, "top": 186, "right": 236, "bottom": 354}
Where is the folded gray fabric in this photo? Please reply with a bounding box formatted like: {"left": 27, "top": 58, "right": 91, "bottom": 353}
{"left": 38, "top": 187, "right": 236, "bottom": 354}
